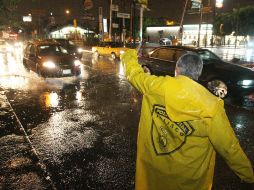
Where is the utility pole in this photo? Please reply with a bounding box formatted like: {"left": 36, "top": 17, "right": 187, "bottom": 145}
{"left": 139, "top": 5, "right": 144, "bottom": 43}
{"left": 179, "top": 0, "right": 189, "bottom": 42}
{"left": 197, "top": 0, "right": 203, "bottom": 47}
{"left": 211, "top": 0, "right": 216, "bottom": 47}
{"left": 132, "top": 1, "right": 136, "bottom": 47}
{"left": 109, "top": 0, "right": 112, "bottom": 40}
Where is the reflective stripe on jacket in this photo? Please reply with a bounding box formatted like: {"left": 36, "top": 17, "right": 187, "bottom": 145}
{"left": 121, "top": 49, "right": 254, "bottom": 190}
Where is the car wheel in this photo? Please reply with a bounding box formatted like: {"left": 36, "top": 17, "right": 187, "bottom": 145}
{"left": 111, "top": 52, "right": 116, "bottom": 60}
{"left": 142, "top": 65, "right": 152, "bottom": 75}
{"left": 207, "top": 79, "right": 228, "bottom": 98}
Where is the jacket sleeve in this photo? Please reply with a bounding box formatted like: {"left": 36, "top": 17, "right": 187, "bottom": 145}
{"left": 121, "top": 49, "right": 169, "bottom": 95}
{"left": 208, "top": 106, "right": 254, "bottom": 183}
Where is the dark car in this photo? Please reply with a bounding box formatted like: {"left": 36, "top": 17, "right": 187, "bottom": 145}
{"left": 139, "top": 46, "right": 254, "bottom": 98}
{"left": 53, "top": 39, "right": 83, "bottom": 59}
{"left": 23, "top": 40, "right": 81, "bottom": 77}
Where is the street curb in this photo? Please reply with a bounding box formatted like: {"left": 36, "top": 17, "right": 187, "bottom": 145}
{"left": 1, "top": 90, "right": 57, "bottom": 190}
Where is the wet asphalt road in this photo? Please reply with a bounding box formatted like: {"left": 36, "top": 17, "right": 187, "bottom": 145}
{"left": 0, "top": 52, "right": 254, "bottom": 189}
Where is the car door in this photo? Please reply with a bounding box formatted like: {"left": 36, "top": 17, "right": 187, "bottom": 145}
{"left": 97, "top": 42, "right": 105, "bottom": 55}
{"left": 104, "top": 42, "right": 112, "bottom": 55}
{"left": 147, "top": 48, "right": 176, "bottom": 76}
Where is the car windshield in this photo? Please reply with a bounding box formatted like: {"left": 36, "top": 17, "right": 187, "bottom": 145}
{"left": 101, "top": 42, "right": 123, "bottom": 48}
{"left": 196, "top": 50, "right": 221, "bottom": 62}
{"left": 111, "top": 43, "right": 123, "bottom": 48}
{"left": 38, "top": 45, "right": 68, "bottom": 55}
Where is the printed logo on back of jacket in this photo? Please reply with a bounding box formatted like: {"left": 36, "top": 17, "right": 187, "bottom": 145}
{"left": 151, "top": 105, "right": 194, "bottom": 155}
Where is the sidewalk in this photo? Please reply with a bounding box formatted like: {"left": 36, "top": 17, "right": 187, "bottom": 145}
{"left": 0, "top": 89, "right": 54, "bottom": 190}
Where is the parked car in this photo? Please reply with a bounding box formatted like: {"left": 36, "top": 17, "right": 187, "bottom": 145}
{"left": 139, "top": 46, "right": 254, "bottom": 98}
{"left": 92, "top": 41, "right": 130, "bottom": 59}
{"left": 23, "top": 40, "right": 81, "bottom": 77}
{"left": 159, "top": 38, "right": 172, "bottom": 45}
{"left": 53, "top": 38, "right": 83, "bottom": 59}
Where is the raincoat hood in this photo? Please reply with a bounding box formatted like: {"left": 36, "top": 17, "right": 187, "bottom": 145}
{"left": 165, "top": 75, "right": 223, "bottom": 122}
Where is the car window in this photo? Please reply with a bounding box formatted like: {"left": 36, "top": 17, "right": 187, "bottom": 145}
{"left": 197, "top": 50, "right": 221, "bottom": 62}
{"left": 30, "top": 45, "right": 36, "bottom": 55}
{"left": 175, "top": 50, "right": 185, "bottom": 60}
{"left": 25, "top": 44, "right": 32, "bottom": 54}
{"left": 151, "top": 48, "right": 175, "bottom": 61}
{"left": 111, "top": 43, "right": 123, "bottom": 48}
{"left": 99, "top": 42, "right": 106, "bottom": 47}
{"left": 38, "top": 45, "right": 68, "bottom": 55}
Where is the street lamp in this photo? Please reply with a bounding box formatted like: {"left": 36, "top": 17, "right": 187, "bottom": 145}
{"left": 65, "top": 9, "right": 70, "bottom": 15}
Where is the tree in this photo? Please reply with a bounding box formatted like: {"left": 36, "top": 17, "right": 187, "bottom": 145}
{"left": 0, "top": 0, "right": 21, "bottom": 28}
{"left": 213, "top": 5, "right": 254, "bottom": 37}
{"left": 213, "top": 13, "right": 233, "bottom": 36}
{"left": 236, "top": 6, "right": 254, "bottom": 36}
{"left": 133, "top": 16, "right": 165, "bottom": 39}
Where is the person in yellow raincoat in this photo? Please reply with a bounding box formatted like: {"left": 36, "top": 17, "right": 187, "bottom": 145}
{"left": 121, "top": 49, "right": 254, "bottom": 190}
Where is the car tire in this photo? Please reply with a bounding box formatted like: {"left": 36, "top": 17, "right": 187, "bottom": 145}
{"left": 207, "top": 79, "right": 228, "bottom": 98}
{"left": 142, "top": 65, "right": 152, "bottom": 75}
{"left": 111, "top": 52, "right": 116, "bottom": 60}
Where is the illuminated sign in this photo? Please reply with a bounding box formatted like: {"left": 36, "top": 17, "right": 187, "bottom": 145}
{"left": 191, "top": 0, "right": 201, "bottom": 9}
{"left": 23, "top": 16, "right": 32, "bottom": 22}
{"left": 216, "top": 0, "right": 223, "bottom": 8}
{"left": 103, "top": 18, "right": 108, "bottom": 33}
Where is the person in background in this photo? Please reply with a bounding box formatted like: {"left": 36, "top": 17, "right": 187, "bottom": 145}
{"left": 121, "top": 49, "right": 254, "bottom": 190}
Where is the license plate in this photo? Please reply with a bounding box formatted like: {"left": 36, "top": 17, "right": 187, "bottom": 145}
{"left": 63, "top": 69, "right": 71, "bottom": 75}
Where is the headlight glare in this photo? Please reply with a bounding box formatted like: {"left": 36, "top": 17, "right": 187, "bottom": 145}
{"left": 237, "top": 80, "right": 254, "bottom": 86}
{"left": 74, "top": 60, "right": 81, "bottom": 66}
{"left": 78, "top": 48, "right": 83, "bottom": 53}
{"left": 43, "top": 61, "right": 56, "bottom": 69}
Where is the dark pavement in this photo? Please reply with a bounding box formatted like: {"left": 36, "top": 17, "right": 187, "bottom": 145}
{"left": 0, "top": 52, "right": 254, "bottom": 189}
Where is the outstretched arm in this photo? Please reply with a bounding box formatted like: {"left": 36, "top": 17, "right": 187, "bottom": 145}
{"left": 208, "top": 107, "right": 254, "bottom": 183}
{"left": 121, "top": 49, "right": 170, "bottom": 95}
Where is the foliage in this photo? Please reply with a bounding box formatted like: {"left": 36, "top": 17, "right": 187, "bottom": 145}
{"left": 133, "top": 16, "right": 165, "bottom": 38}
{"left": 84, "top": 34, "right": 100, "bottom": 46}
{"left": 213, "top": 5, "right": 254, "bottom": 36}
{"left": 213, "top": 13, "right": 233, "bottom": 36}
{"left": 0, "top": 0, "right": 21, "bottom": 28}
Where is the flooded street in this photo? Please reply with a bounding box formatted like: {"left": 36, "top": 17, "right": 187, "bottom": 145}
{"left": 0, "top": 51, "right": 254, "bottom": 189}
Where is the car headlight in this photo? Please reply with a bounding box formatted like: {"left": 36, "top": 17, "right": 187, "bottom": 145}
{"left": 120, "top": 50, "right": 125, "bottom": 55}
{"left": 237, "top": 80, "right": 254, "bottom": 86}
{"left": 42, "top": 61, "right": 56, "bottom": 69}
{"left": 74, "top": 60, "right": 81, "bottom": 66}
{"left": 78, "top": 48, "right": 83, "bottom": 53}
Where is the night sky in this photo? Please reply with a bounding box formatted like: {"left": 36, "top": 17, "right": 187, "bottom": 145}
{"left": 17, "top": 0, "right": 254, "bottom": 24}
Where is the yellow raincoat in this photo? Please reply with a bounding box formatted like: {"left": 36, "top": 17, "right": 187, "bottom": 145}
{"left": 121, "top": 50, "right": 254, "bottom": 190}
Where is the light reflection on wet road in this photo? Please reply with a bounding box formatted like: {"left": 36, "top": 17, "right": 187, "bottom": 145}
{"left": 0, "top": 52, "right": 253, "bottom": 189}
